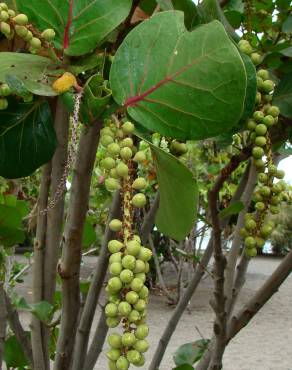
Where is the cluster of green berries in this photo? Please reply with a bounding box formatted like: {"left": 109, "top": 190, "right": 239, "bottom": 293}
{"left": 238, "top": 39, "right": 262, "bottom": 66}
{"left": 100, "top": 119, "right": 152, "bottom": 369}
{"left": 238, "top": 39, "right": 286, "bottom": 257}
{"left": 0, "top": 2, "right": 55, "bottom": 53}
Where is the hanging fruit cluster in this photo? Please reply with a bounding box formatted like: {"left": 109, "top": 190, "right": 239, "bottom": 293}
{"left": 99, "top": 119, "right": 152, "bottom": 369}
{"left": 238, "top": 39, "right": 288, "bottom": 257}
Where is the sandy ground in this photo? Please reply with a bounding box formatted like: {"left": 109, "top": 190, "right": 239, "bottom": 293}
{"left": 14, "top": 256, "right": 292, "bottom": 370}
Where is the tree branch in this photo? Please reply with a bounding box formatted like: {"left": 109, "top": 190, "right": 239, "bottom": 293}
{"left": 140, "top": 192, "right": 160, "bottom": 244}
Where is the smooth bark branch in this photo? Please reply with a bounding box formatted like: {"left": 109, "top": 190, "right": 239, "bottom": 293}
{"left": 0, "top": 284, "right": 7, "bottom": 366}
{"left": 31, "top": 163, "right": 51, "bottom": 370}
{"left": 54, "top": 122, "right": 101, "bottom": 370}
{"left": 140, "top": 193, "right": 160, "bottom": 244}
{"left": 84, "top": 308, "right": 109, "bottom": 370}
{"left": 4, "top": 291, "right": 33, "bottom": 367}
{"left": 72, "top": 192, "right": 121, "bottom": 370}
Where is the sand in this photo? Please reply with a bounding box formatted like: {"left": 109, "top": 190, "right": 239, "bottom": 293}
{"left": 14, "top": 256, "right": 292, "bottom": 370}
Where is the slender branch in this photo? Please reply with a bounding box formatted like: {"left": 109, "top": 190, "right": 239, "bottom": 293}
{"left": 140, "top": 193, "right": 160, "bottom": 244}
{"left": 54, "top": 122, "right": 101, "bottom": 370}
{"left": 72, "top": 192, "right": 121, "bottom": 370}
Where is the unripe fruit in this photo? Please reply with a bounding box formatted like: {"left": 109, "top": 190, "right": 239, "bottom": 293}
{"left": 105, "top": 178, "right": 120, "bottom": 191}
{"left": 30, "top": 37, "right": 41, "bottom": 49}
{"left": 41, "top": 28, "right": 55, "bottom": 41}
{"left": 260, "top": 224, "right": 273, "bottom": 238}
{"left": 135, "top": 273, "right": 146, "bottom": 283}
{"left": 256, "top": 76, "right": 264, "bottom": 90}
{"left": 263, "top": 94, "right": 272, "bottom": 103}
{"left": 126, "top": 350, "right": 141, "bottom": 365}
{"left": 100, "top": 134, "right": 114, "bottom": 147}
{"left": 0, "top": 21, "right": 10, "bottom": 35}
{"left": 255, "top": 202, "right": 265, "bottom": 211}
{"left": 240, "top": 228, "right": 248, "bottom": 237}
{"left": 254, "top": 159, "right": 265, "bottom": 169}
{"left": 134, "top": 339, "right": 149, "bottom": 353}
{"left": 132, "top": 193, "right": 146, "bottom": 208}
{"left": 109, "top": 252, "right": 122, "bottom": 264}
{"left": 0, "top": 83, "right": 10, "bottom": 96}
{"left": 139, "top": 285, "right": 149, "bottom": 299}
{"left": 138, "top": 247, "right": 152, "bottom": 262}
{"left": 108, "top": 240, "right": 123, "bottom": 254}
{"left": 108, "top": 360, "right": 118, "bottom": 370}
{"left": 270, "top": 205, "right": 279, "bottom": 214}
{"left": 120, "top": 147, "right": 133, "bottom": 160}
{"left": 134, "top": 299, "right": 146, "bottom": 312}
{"left": 245, "top": 219, "right": 256, "bottom": 231}
{"left": 109, "top": 219, "right": 122, "bottom": 232}
{"left": 257, "top": 69, "right": 269, "bottom": 80}
{"left": 107, "top": 277, "right": 122, "bottom": 293}
{"left": 23, "top": 30, "right": 33, "bottom": 41}
{"left": 107, "top": 349, "right": 121, "bottom": 362}
{"left": 263, "top": 115, "right": 274, "bottom": 127}
{"left": 0, "top": 2, "right": 8, "bottom": 11}
{"left": 109, "top": 262, "right": 123, "bottom": 276}
{"left": 255, "top": 136, "right": 266, "bottom": 147}
{"left": 251, "top": 52, "right": 262, "bottom": 65}
{"left": 13, "top": 14, "right": 29, "bottom": 25}
{"left": 120, "top": 269, "right": 134, "bottom": 283}
{"left": 126, "top": 240, "right": 141, "bottom": 256}
{"left": 105, "top": 303, "right": 118, "bottom": 318}
{"left": 268, "top": 164, "right": 277, "bottom": 175}
{"left": 107, "top": 143, "right": 120, "bottom": 156}
{"left": 110, "top": 169, "right": 118, "bottom": 179}
{"left": 125, "top": 290, "right": 139, "bottom": 304}
{"left": 132, "top": 177, "right": 147, "bottom": 190}
{"left": 275, "top": 169, "right": 285, "bottom": 179}
{"left": 8, "top": 9, "right": 15, "bottom": 17}
{"left": 134, "top": 260, "right": 146, "bottom": 273}
{"left": 145, "top": 262, "right": 150, "bottom": 273}
{"left": 133, "top": 151, "right": 146, "bottom": 163}
{"left": 116, "top": 356, "right": 130, "bottom": 370}
{"left": 102, "top": 157, "right": 116, "bottom": 170}
{"left": 245, "top": 236, "right": 256, "bottom": 248}
{"left": 238, "top": 40, "right": 253, "bottom": 55}
{"left": 0, "top": 10, "right": 9, "bottom": 21}
{"left": 256, "top": 92, "right": 261, "bottom": 104}
{"left": 258, "top": 173, "right": 268, "bottom": 183}
{"left": 116, "top": 162, "right": 129, "bottom": 178}
{"left": 101, "top": 127, "right": 115, "bottom": 137}
{"left": 120, "top": 137, "right": 133, "bottom": 148}
{"left": 252, "top": 146, "right": 264, "bottom": 159}
{"left": 246, "top": 247, "right": 257, "bottom": 258}
{"left": 15, "top": 25, "right": 29, "bottom": 39}
{"left": 106, "top": 317, "right": 120, "bottom": 328}
{"left": 266, "top": 105, "right": 280, "bottom": 117}
{"left": 262, "top": 80, "right": 274, "bottom": 93}
{"left": 108, "top": 333, "right": 122, "bottom": 349}
{"left": 128, "top": 309, "right": 141, "bottom": 323}
{"left": 247, "top": 119, "right": 256, "bottom": 130}
{"left": 118, "top": 301, "right": 132, "bottom": 316}
{"left": 255, "top": 124, "right": 267, "bottom": 136}
{"left": 122, "top": 121, "right": 135, "bottom": 134}
{"left": 108, "top": 294, "right": 120, "bottom": 304}
{"left": 122, "top": 255, "right": 136, "bottom": 270}
{"left": 131, "top": 278, "right": 144, "bottom": 292}
{"left": 256, "top": 237, "right": 265, "bottom": 248}
{"left": 135, "top": 324, "right": 149, "bottom": 339}
{"left": 253, "top": 111, "right": 264, "bottom": 122}
{"left": 260, "top": 186, "right": 271, "bottom": 197}
{"left": 121, "top": 332, "right": 136, "bottom": 346}
{"left": 0, "top": 98, "right": 8, "bottom": 110}
{"left": 136, "top": 354, "right": 146, "bottom": 367}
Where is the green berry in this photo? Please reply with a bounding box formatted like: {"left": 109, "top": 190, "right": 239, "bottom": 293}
{"left": 255, "top": 92, "right": 261, "bottom": 105}
{"left": 245, "top": 219, "right": 256, "bottom": 231}
{"left": 246, "top": 248, "right": 257, "bottom": 257}
{"left": 120, "top": 137, "right": 133, "bottom": 148}
{"left": 134, "top": 339, "right": 149, "bottom": 353}
{"left": 132, "top": 193, "right": 147, "bottom": 208}
{"left": 130, "top": 278, "right": 144, "bottom": 292}
{"left": 122, "top": 255, "right": 136, "bottom": 270}
{"left": 126, "top": 240, "right": 141, "bottom": 256}
{"left": 266, "top": 105, "right": 280, "bottom": 117}
{"left": 252, "top": 146, "right": 264, "bottom": 159}
{"left": 109, "top": 252, "right": 122, "bottom": 264}
{"left": 106, "top": 317, "right": 120, "bottom": 328}
{"left": 260, "top": 186, "right": 271, "bottom": 197}
{"left": 0, "top": 98, "right": 8, "bottom": 110}
{"left": 108, "top": 294, "right": 120, "bottom": 304}
{"left": 133, "top": 151, "right": 146, "bottom": 163}
{"left": 138, "top": 247, "right": 152, "bottom": 262}
{"left": 0, "top": 2, "right": 8, "bottom": 11}
{"left": 8, "top": 9, "right": 15, "bottom": 17}
{"left": 258, "top": 173, "right": 268, "bottom": 183}
{"left": 257, "top": 76, "right": 264, "bottom": 90}
{"left": 116, "top": 162, "right": 129, "bottom": 178}
{"left": 257, "top": 69, "right": 269, "bottom": 80}
{"left": 270, "top": 205, "right": 279, "bottom": 214}
{"left": 135, "top": 324, "right": 149, "bottom": 339}
{"left": 247, "top": 119, "right": 257, "bottom": 130}
{"left": 271, "top": 195, "right": 280, "bottom": 205}
{"left": 268, "top": 164, "right": 277, "bottom": 175}
{"left": 245, "top": 236, "right": 256, "bottom": 248}
{"left": 105, "top": 303, "right": 118, "bottom": 318}
{"left": 275, "top": 169, "right": 285, "bottom": 179}
{"left": 0, "top": 83, "right": 10, "bottom": 96}
{"left": 0, "top": 10, "right": 9, "bottom": 21}
{"left": 118, "top": 301, "right": 132, "bottom": 316}
{"left": 128, "top": 309, "right": 141, "bottom": 323}
{"left": 260, "top": 224, "right": 273, "bottom": 238}
{"left": 255, "top": 124, "right": 267, "bottom": 136}
{"left": 102, "top": 157, "right": 116, "bottom": 170}
{"left": 41, "top": 28, "right": 55, "bottom": 41}
{"left": 108, "top": 360, "right": 118, "bottom": 370}
{"left": 120, "top": 147, "right": 133, "bottom": 160}
{"left": 132, "top": 177, "right": 147, "bottom": 190}
{"left": 126, "top": 291, "right": 139, "bottom": 305}
{"left": 13, "top": 14, "right": 29, "bottom": 25}
{"left": 107, "top": 349, "right": 121, "bottom": 362}
{"left": 116, "top": 356, "right": 130, "bottom": 370}
{"left": 107, "top": 143, "right": 120, "bottom": 156}
{"left": 0, "top": 21, "right": 10, "bottom": 35}
{"left": 108, "top": 333, "right": 122, "bottom": 349}
{"left": 15, "top": 25, "right": 28, "bottom": 38}
{"left": 255, "top": 202, "right": 265, "bottom": 211}
{"left": 101, "top": 127, "right": 115, "bottom": 137}
{"left": 253, "top": 111, "right": 264, "bottom": 123}
{"left": 108, "top": 240, "right": 123, "bottom": 254}
{"left": 23, "top": 30, "right": 32, "bottom": 41}
{"left": 255, "top": 136, "right": 266, "bottom": 147}
{"left": 134, "top": 260, "right": 146, "bottom": 273}
{"left": 110, "top": 169, "right": 118, "bottom": 179}
{"left": 136, "top": 354, "right": 145, "bottom": 367}
{"left": 254, "top": 159, "right": 265, "bottom": 169}
{"left": 105, "top": 178, "right": 120, "bottom": 191}
{"left": 100, "top": 134, "right": 114, "bottom": 147}
{"left": 256, "top": 237, "right": 265, "bottom": 248}
{"left": 126, "top": 350, "right": 141, "bottom": 365}
{"left": 120, "top": 269, "right": 134, "bottom": 283}
{"left": 30, "top": 37, "right": 41, "bottom": 49}
{"left": 251, "top": 52, "right": 262, "bottom": 65}
{"left": 107, "top": 277, "right": 122, "bottom": 294}
{"left": 240, "top": 228, "right": 248, "bottom": 237}
{"left": 109, "top": 262, "right": 123, "bottom": 276}
{"left": 263, "top": 115, "right": 274, "bottom": 127}
{"left": 122, "top": 121, "right": 135, "bottom": 134}
{"left": 262, "top": 80, "right": 274, "bottom": 93}
{"left": 109, "top": 219, "right": 122, "bottom": 232}
{"left": 138, "top": 285, "right": 149, "bottom": 299}
{"left": 121, "top": 332, "right": 136, "bottom": 346}
{"left": 238, "top": 39, "right": 253, "bottom": 55}
{"left": 134, "top": 299, "right": 146, "bottom": 312}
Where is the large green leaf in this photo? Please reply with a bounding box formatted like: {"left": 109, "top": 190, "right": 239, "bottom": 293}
{"left": 0, "top": 204, "right": 25, "bottom": 247}
{"left": 110, "top": 12, "right": 247, "bottom": 140}
{"left": 4, "top": 334, "right": 29, "bottom": 368}
{"left": 273, "top": 73, "right": 292, "bottom": 118}
{"left": 173, "top": 340, "right": 210, "bottom": 366}
{"left": 148, "top": 142, "right": 198, "bottom": 241}
{"left": 82, "top": 217, "right": 97, "bottom": 248}
{"left": 0, "top": 100, "right": 57, "bottom": 179}
{"left": 0, "top": 53, "right": 60, "bottom": 96}
{"left": 16, "top": 0, "right": 133, "bottom": 56}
